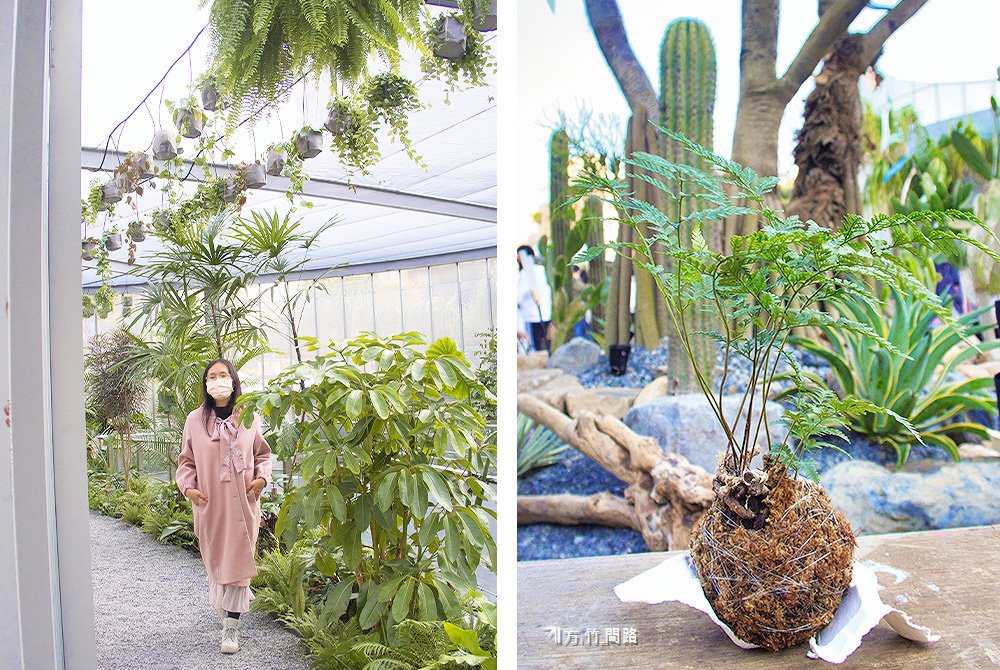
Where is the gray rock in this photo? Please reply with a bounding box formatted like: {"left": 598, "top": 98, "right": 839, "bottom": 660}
{"left": 565, "top": 387, "right": 640, "bottom": 419}
{"left": 517, "top": 368, "right": 565, "bottom": 393}
{"left": 622, "top": 393, "right": 786, "bottom": 472}
{"left": 548, "top": 337, "right": 602, "bottom": 373}
{"left": 823, "top": 459, "right": 1000, "bottom": 535}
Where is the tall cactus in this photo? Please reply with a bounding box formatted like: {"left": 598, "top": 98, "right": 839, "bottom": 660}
{"left": 582, "top": 196, "right": 605, "bottom": 323}
{"left": 549, "top": 129, "right": 572, "bottom": 262}
{"left": 659, "top": 18, "right": 719, "bottom": 393}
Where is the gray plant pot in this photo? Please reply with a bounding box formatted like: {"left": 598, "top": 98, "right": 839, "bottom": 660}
{"left": 294, "top": 129, "right": 323, "bottom": 159}
{"left": 200, "top": 82, "right": 225, "bottom": 112}
{"left": 152, "top": 130, "right": 177, "bottom": 160}
{"left": 175, "top": 107, "right": 203, "bottom": 139}
{"left": 131, "top": 151, "right": 154, "bottom": 179}
{"left": 222, "top": 177, "right": 241, "bottom": 203}
{"left": 82, "top": 239, "right": 98, "bottom": 253}
{"left": 433, "top": 15, "right": 467, "bottom": 60}
{"left": 128, "top": 225, "right": 146, "bottom": 242}
{"left": 324, "top": 105, "right": 352, "bottom": 136}
{"left": 101, "top": 180, "right": 122, "bottom": 205}
{"left": 82, "top": 249, "right": 95, "bottom": 261}
{"left": 472, "top": 0, "right": 497, "bottom": 31}
{"left": 114, "top": 172, "right": 135, "bottom": 194}
{"left": 104, "top": 232, "right": 122, "bottom": 251}
{"left": 244, "top": 162, "right": 267, "bottom": 189}
{"left": 265, "top": 147, "right": 287, "bottom": 176}
{"left": 153, "top": 211, "right": 171, "bottom": 232}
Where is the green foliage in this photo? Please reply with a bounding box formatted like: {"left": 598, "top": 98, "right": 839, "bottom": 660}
{"left": 790, "top": 288, "right": 1000, "bottom": 468}
{"left": 364, "top": 72, "right": 422, "bottom": 164}
{"left": 517, "top": 413, "right": 567, "bottom": 477}
{"left": 421, "top": 7, "right": 496, "bottom": 95}
{"left": 200, "top": 0, "right": 425, "bottom": 117}
{"left": 573, "top": 126, "right": 1000, "bottom": 477}
{"left": 87, "top": 472, "right": 200, "bottom": 552}
{"left": 470, "top": 329, "right": 498, "bottom": 426}
{"left": 236, "top": 331, "right": 496, "bottom": 636}
{"left": 549, "top": 129, "right": 572, "bottom": 255}
{"left": 326, "top": 97, "right": 380, "bottom": 173}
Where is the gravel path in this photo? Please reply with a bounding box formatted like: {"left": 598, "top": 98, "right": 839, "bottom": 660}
{"left": 90, "top": 511, "right": 311, "bottom": 670}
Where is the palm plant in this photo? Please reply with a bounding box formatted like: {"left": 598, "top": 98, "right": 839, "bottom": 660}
{"left": 791, "top": 288, "right": 1000, "bottom": 468}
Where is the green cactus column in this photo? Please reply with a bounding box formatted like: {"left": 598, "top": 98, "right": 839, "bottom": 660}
{"left": 659, "top": 18, "right": 719, "bottom": 393}
{"left": 582, "top": 196, "right": 605, "bottom": 324}
{"left": 549, "top": 129, "right": 572, "bottom": 270}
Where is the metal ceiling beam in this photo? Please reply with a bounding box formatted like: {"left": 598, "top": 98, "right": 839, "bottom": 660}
{"left": 80, "top": 147, "right": 497, "bottom": 223}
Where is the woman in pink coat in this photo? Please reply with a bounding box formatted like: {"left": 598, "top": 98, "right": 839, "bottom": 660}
{"left": 175, "top": 358, "right": 273, "bottom": 655}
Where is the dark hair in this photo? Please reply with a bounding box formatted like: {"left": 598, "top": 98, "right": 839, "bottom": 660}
{"left": 201, "top": 358, "right": 242, "bottom": 423}
{"left": 516, "top": 245, "right": 535, "bottom": 257}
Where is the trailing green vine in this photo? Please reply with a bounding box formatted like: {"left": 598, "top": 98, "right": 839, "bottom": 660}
{"left": 421, "top": 10, "right": 496, "bottom": 95}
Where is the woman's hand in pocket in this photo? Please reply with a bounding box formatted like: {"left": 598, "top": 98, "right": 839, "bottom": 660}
{"left": 185, "top": 488, "right": 208, "bottom": 507}
{"left": 246, "top": 477, "right": 266, "bottom": 500}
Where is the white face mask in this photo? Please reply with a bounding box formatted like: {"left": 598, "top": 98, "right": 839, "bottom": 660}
{"left": 206, "top": 377, "right": 233, "bottom": 402}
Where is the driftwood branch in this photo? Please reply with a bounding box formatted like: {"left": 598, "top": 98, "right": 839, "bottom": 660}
{"left": 779, "top": 0, "right": 868, "bottom": 97}
{"left": 858, "top": 0, "right": 929, "bottom": 65}
{"left": 583, "top": 0, "right": 658, "bottom": 113}
{"left": 518, "top": 393, "right": 715, "bottom": 550}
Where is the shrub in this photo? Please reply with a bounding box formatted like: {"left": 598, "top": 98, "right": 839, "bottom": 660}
{"left": 516, "top": 413, "right": 568, "bottom": 477}
{"left": 791, "top": 288, "right": 1000, "bottom": 467}
{"left": 238, "top": 332, "right": 496, "bottom": 637}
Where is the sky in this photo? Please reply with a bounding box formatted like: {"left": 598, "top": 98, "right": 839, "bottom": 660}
{"left": 515, "top": 0, "right": 1000, "bottom": 239}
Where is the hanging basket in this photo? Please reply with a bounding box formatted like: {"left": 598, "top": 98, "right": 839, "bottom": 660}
{"left": 243, "top": 162, "right": 267, "bottom": 189}
{"left": 127, "top": 222, "right": 146, "bottom": 243}
{"left": 472, "top": 0, "right": 498, "bottom": 32}
{"left": 152, "top": 130, "right": 177, "bottom": 160}
{"left": 101, "top": 180, "right": 122, "bottom": 206}
{"left": 114, "top": 172, "right": 136, "bottom": 195}
{"left": 265, "top": 147, "right": 287, "bottom": 176}
{"left": 432, "top": 15, "right": 468, "bottom": 60}
{"left": 175, "top": 107, "right": 204, "bottom": 139}
{"left": 104, "top": 232, "right": 122, "bottom": 251}
{"left": 82, "top": 248, "right": 95, "bottom": 261}
{"left": 82, "top": 238, "right": 98, "bottom": 261}
{"left": 324, "top": 105, "right": 353, "bottom": 136}
{"left": 293, "top": 129, "right": 323, "bottom": 159}
{"left": 200, "top": 81, "right": 226, "bottom": 112}
{"left": 153, "top": 210, "right": 171, "bottom": 232}
{"left": 130, "top": 151, "right": 154, "bottom": 179}
{"left": 221, "top": 177, "right": 242, "bottom": 203}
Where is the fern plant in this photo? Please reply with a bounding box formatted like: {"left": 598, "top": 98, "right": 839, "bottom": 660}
{"left": 572, "top": 126, "right": 1000, "bottom": 481}
{"left": 789, "top": 288, "right": 1000, "bottom": 468}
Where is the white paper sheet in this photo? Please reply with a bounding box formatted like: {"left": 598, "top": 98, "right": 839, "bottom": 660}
{"left": 613, "top": 552, "right": 939, "bottom": 663}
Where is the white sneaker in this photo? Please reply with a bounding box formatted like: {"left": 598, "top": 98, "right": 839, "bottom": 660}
{"left": 220, "top": 616, "right": 240, "bottom": 654}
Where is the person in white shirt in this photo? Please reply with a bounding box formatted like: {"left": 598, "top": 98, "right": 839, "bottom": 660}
{"left": 516, "top": 245, "right": 552, "bottom": 352}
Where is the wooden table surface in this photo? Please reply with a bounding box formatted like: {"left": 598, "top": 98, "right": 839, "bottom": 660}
{"left": 517, "top": 525, "right": 1000, "bottom": 669}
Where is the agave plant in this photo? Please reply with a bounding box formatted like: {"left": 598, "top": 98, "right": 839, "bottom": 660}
{"left": 516, "top": 413, "right": 568, "bottom": 477}
{"left": 792, "top": 287, "right": 1000, "bottom": 467}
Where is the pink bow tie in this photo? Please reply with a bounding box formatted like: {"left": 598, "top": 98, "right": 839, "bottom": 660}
{"left": 210, "top": 415, "right": 248, "bottom": 482}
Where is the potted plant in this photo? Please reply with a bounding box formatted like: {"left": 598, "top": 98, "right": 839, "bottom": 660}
{"left": 324, "top": 98, "right": 353, "bottom": 136}
{"left": 82, "top": 236, "right": 100, "bottom": 261}
{"left": 152, "top": 130, "right": 177, "bottom": 160}
{"left": 199, "top": 76, "right": 227, "bottom": 112}
{"left": 128, "top": 151, "right": 154, "bottom": 180}
{"left": 152, "top": 210, "right": 171, "bottom": 233}
{"left": 242, "top": 161, "right": 266, "bottom": 189}
{"left": 221, "top": 176, "right": 245, "bottom": 203}
{"left": 430, "top": 14, "right": 468, "bottom": 59}
{"left": 127, "top": 221, "right": 146, "bottom": 243}
{"left": 469, "top": 0, "right": 497, "bottom": 31}
{"left": 114, "top": 172, "right": 135, "bottom": 195}
{"left": 173, "top": 104, "right": 204, "bottom": 139}
{"left": 575, "top": 128, "right": 1000, "bottom": 651}
{"left": 265, "top": 145, "right": 287, "bottom": 176}
{"left": 292, "top": 126, "right": 323, "bottom": 159}
{"left": 101, "top": 180, "right": 122, "bottom": 206}
{"left": 103, "top": 230, "right": 122, "bottom": 251}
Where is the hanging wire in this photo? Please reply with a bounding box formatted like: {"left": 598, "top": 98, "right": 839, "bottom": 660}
{"left": 95, "top": 24, "right": 207, "bottom": 171}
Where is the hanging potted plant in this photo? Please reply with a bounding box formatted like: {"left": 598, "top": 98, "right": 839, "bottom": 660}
{"left": 82, "top": 236, "right": 100, "bottom": 261}
{"left": 152, "top": 210, "right": 171, "bottom": 233}
{"left": 468, "top": 0, "right": 497, "bottom": 32}
{"left": 364, "top": 73, "right": 420, "bottom": 159}
{"left": 242, "top": 161, "right": 266, "bottom": 189}
{"left": 430, "top": 14, "right": 468, "bottom": 60}
{"left": 173, "top": 103, "right": 205, "bottom": 139}
{"left": 575, "top": 128, "right": 1000, "bottom": 651}
{"left": 152, "top": 130, "right": 178, "bottom": 160}
{"left": 127, "top": 220, "right": 146, "bottom": 243}
{"left": 101, "top": 180, "right": 122, "bottom": 207}
{"left": 265, "top": 145, "right": 287, "bottom": 176}
{"left": 128, "top": 151, "right": 154, "bottom": 180}
{"left": 82, "top": 294, "right": 95, "bottom": 319}
{"left": 103, "top": 230, "right": 122, "bottom": 251}
{"left": 114, "top": 171, "right": 135, "bottom": 195}
{"left": 293, "top": 126, "right": 323, "bottom": 159}
{"left": 421, "top": 11, "right": 495, "bottom": 90}
{"left": 199, "top": 76, "right": 227, "bottom": 112}
{"left": 324, "top": 98, "right": 354, "bottom": 136}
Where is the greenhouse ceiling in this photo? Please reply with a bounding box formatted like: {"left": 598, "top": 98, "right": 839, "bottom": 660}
{"left": 80, "top": 0, "right": 497, "bottom": 290}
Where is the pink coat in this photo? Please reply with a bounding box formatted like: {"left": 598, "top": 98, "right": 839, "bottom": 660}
{"left": 175, "top": 407, "right": 273, "bottom": 585}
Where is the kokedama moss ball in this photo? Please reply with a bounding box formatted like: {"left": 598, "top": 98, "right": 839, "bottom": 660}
{"left": 689, "top": 464, "right": 856, "bottom": 651}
